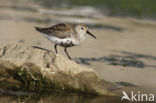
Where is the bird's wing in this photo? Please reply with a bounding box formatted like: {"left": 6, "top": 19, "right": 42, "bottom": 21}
{"left": 35, "top": 23, "right": 74, "bottom": 38}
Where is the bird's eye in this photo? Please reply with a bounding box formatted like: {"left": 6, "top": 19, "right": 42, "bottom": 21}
{"left": 81, "top": 27, "right": 84, "bottom": 29}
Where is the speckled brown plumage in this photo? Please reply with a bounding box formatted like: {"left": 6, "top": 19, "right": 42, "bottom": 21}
{"left": 35, "top": 23, "right": 78, "bottom": 38}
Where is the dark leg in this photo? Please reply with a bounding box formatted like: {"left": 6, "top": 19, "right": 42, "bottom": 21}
{"left": 64, "top": 47, "right": 72, "bottom": 60}
{"left": 54, "top": 44, "right": 58, "bottom": 53}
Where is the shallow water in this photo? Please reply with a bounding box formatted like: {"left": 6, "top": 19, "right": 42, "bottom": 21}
{"left": 1, "top": 89, "right": 155, "bottom": 103}
{"left": 0, "top": 89, "right": 121, "bottom": 103}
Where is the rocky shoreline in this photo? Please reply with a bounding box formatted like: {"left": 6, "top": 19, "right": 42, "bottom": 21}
{"left": 0, "top": 43, "right": 120, "bottom": 96}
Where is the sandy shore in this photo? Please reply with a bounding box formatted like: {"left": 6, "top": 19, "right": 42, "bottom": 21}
{"left": 0, "top": 0, "right": 156, "bottom": 95}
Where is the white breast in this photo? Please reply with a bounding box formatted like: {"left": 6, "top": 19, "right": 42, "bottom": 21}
{"left": 42, "top": 33, "right": 80, "bottom": 46}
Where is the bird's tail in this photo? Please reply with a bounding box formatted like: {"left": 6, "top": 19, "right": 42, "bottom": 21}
{"left": 35, "top": 27, "right": 42, "bottom": 32}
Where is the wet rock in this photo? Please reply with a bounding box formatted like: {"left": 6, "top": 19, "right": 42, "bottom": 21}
{"left": 0, "top": 43, "right": 116, "bottom": 96}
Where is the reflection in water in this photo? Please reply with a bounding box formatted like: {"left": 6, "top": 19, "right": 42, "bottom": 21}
{"left": 1, "top": 90, "right": 154, "bottom": 103}
{"left": 0, "top": 89, "right": 121, "bottom": 103}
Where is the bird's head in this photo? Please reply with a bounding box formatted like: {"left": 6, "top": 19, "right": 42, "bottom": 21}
{"left": 76, "top": 24, "right": 96, "bottom": 39}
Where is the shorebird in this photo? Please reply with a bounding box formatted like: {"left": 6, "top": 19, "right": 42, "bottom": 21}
{"left": 35, "top": 23, "right": 96, "bottom": 59}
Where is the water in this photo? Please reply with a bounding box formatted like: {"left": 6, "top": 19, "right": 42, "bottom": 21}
{"left": 0, "top": 89, "right": 121, "bottom": 103}
{"left": 1, "top": 89, "right": 155, "bottom": 103}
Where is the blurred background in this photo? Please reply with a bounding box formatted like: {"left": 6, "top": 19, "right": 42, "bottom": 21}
{"left": 35, "top": 0, "right": 156, "bottom": 18}
{"left": 0, "top": 0, "right": 156, "bottom": 102}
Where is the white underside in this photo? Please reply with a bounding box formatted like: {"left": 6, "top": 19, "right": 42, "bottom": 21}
{"left": 42, "top": 33, "right": 80, "bottom": 46}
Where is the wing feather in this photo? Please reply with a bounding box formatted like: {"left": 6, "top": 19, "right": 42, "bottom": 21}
{"left": 35, "top": 23, "right": 75, "bottom": 38}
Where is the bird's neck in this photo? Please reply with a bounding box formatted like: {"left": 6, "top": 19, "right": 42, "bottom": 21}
{"left": 77, "top": 32, "right": 86, "bottom": 42}
{"left": 75, "top": 28, "right": 86, "bottom": 42}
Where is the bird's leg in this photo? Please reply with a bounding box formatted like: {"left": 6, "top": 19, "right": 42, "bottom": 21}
{"left": 54, "top": 44, "right": 58, "bottom": 54}
{"left": 64, "top": 47, "right": 72, "bottom": 60}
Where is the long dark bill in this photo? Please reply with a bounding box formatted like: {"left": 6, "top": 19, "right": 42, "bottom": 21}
{"left": 86, "top": 30, "right": 96, "bottom": 39}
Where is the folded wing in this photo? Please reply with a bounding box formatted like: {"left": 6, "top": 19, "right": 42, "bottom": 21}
{"left": 35, "top": 23, "right": 73, "bottom": 38}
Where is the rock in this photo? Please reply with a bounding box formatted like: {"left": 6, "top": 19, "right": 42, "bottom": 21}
{"left": 0, "top": 43, "right": 117, "bottom": 96}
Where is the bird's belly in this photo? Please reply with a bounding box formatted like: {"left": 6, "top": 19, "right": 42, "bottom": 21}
{"left": 43, "top": 34, "right": 79, "bottom": 47}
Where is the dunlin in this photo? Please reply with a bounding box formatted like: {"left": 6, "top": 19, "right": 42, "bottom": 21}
{"left": 35, "top": 23, "right": 96, "bottom": 59}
